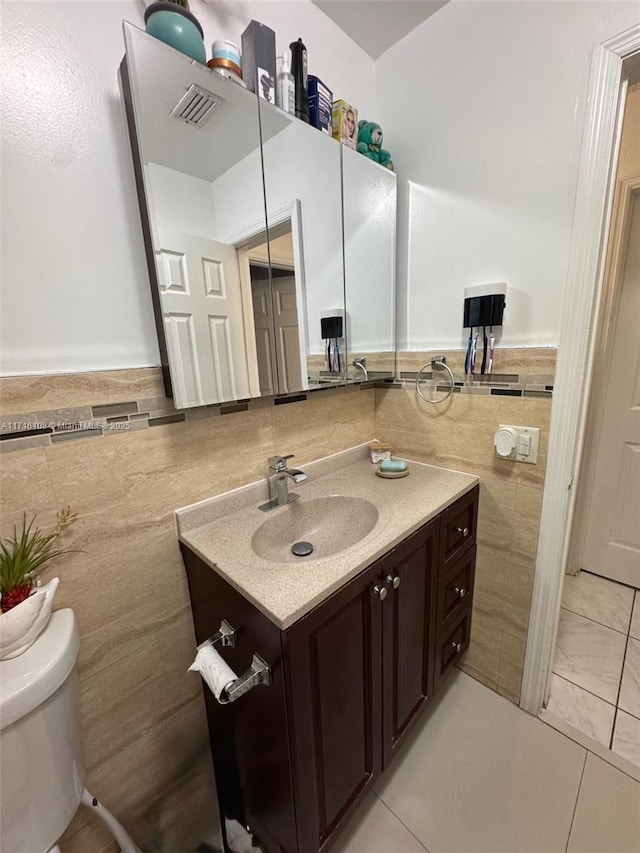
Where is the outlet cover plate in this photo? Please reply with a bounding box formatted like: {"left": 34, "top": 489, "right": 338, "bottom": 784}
{"left": 498, "top": 424, "right": 540, "bottom": 464}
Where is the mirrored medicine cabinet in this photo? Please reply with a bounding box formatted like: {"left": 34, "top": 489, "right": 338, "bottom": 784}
{"left": 120, "top": 22, "right": 396, "bottom": 409}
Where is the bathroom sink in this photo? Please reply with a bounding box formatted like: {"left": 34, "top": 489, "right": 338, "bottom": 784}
{"left": 251, "top": 496, "right": 379, "bottom": 563}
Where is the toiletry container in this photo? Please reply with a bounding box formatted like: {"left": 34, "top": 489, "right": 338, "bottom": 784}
{"left": 276, "top": 50, "right": 295, "bottom": 115}
{"left": 333, "top": 100, "right": 359, "bottom": 149}
{"left": 308, "top": 75, "right": 333, "bottom": 134}
{"left": 290, "top": 37, "right": 309, "bottom": 122}
{"left": 0, "top": 609, "right": 140, "bottom": 853}
{"left": 242, "top": 20, "right": 276, "bottom": 103}
{"left": 208, "top": 40, "right": 246, "bottom": 87}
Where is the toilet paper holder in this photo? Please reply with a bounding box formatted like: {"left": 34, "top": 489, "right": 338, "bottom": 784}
{"left": 197, "top": 618, "right": 237, "bottom": 651}
{"left": 198, "top": 620, "right": 272, "bottom": 704}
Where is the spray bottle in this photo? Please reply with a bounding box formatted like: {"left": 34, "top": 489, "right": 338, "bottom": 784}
{"left": 276, "top": 50, "right": 295, "bottom": 116}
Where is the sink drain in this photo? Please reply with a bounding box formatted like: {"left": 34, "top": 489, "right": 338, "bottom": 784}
{"left": 291, "top": 541, "right": 314, "bottom": 557}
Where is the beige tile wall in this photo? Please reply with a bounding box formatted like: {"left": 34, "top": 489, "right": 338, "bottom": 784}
{"left": 375, "top": 352, "right": 554, "bottom": 703}
{"left": 0, "top": 349, "right": 555, "bottom": 849}
{"left": 0, "top": 372, "right": 376, "bottom": 853}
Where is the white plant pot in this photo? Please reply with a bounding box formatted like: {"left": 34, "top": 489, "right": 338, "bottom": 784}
{"left": 0, "top": 577, "right": 60, "bottom": 660}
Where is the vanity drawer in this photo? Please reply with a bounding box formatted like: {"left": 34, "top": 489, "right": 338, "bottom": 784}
{"left": 439, "top": 486, "right": 478, "bottom": 572}
{"left": 437, "top": 547, "right": 476, "bottom": 630}
{"left": 433, "top": 608, "right": 471, "bottom": 688}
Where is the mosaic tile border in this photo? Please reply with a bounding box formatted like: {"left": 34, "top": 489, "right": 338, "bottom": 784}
{"left": 0, "top": 380, "right": 378, "bottom": 453}
{"left": 392, "top": 370, "right": 554, "bottom": 398}
{"left": 0, "top": 359, "right": 554, "bottom": 453}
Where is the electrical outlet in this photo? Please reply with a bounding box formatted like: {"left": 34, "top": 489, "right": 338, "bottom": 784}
{"left": 494, "top": 425, "right": 540, "bottom": 464}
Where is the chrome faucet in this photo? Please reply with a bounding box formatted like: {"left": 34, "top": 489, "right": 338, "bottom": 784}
{"left": 352, "top": 357, "right": 368, "bottom": 381}
{"left": 259, "top": 454, "right": 308, "bottom": 511}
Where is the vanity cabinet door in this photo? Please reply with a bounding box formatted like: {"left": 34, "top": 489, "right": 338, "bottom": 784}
{"left": 284, "top": 559, "right": 384, "bottom": 853}
{"left": 381, "top": 518, "right": 439, "bottom": 768}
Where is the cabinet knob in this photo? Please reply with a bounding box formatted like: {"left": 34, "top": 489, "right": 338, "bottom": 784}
{"left": 451, "top": 641, "right": 463, "bottom": 653}
{"left": 456, "top": 526, "right": 469, "bottom": 537}
{"left": 386, "top": 574, "right": 401, "bottom": 589}
{"left": 373, "top": 585, "right": 388, "bottom": 601}
{"left": 455, "top": 586, "right": 466, "bottom": 598}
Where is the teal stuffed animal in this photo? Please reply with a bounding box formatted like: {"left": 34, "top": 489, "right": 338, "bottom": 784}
{"left": 357, "top": 120, "right": 394, "bottom": 171}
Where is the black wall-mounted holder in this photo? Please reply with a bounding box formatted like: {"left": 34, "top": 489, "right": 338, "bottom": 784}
{"left": 463, "top": 283, "right": 506, "bottom": 375}
{"left": 321, "top": 309, "right": 345, "bottom": 374}
{"left": 463, "top": 293, "right": 506, "bottom": 328}
{"left": 321, "top": 315, "right": 343, "bottom": 340}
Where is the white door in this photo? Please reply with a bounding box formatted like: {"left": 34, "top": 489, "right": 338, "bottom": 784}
{"left": 251, "top": 275, "right": 277, "bottom": 396}
{"left": 581, "top": 192, "right": 640, "bottom": 587}
{"left": 155, "top": 230, "right": 251, "bottom": 408}
{"left": 272, "top": 274, "right": 303, "bottom": 392}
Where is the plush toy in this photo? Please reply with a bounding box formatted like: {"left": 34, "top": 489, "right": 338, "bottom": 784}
{"left": 357, "top": 120, "right": 394, "bottom": 171}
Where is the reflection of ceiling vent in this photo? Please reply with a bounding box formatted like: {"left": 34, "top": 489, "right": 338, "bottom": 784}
{"left": 170, "top": 84, "right": 224, "bottom": 127}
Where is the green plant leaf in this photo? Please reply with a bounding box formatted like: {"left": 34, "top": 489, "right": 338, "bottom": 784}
{"left": 0, "top": 510, "right": 80, "bottom": 594}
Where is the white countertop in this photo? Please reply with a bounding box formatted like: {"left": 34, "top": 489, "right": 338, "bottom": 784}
{"left": 176, "top": 444, "right": 479, "bottom": 629}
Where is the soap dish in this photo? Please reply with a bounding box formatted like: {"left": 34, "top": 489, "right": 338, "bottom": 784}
{"left": 375, "top": 465, "right": 410, "bottom": 479}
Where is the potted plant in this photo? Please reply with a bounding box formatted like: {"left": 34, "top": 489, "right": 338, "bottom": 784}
{"left": 0, "top": 508, "right": 78, "bottom": 659}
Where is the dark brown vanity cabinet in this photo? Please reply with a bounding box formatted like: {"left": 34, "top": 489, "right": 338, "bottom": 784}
{"left": 183, "top": 485, "right": 478, "bottom": 853}
{"left": 380, "top": 519, "right": 439, "bottom": 766}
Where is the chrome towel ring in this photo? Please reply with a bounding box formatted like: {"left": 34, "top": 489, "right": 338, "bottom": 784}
{"left": 416, "top": 356, "right": 455, "bottom": 404}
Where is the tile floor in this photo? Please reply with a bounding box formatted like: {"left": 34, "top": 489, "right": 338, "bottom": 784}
{"left": 547, "top": 571, "right": 640, "bottom": 768}
{"left": 330, "top": 671, "right": 640, "bottom": 853}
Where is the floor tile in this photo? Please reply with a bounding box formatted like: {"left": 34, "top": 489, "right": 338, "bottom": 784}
{"left": 562, "top": 571, "right": 634, "bottom": 633}
{"left": 567, "top": 752, "right": 640, "bottom": 852}
{"left": 612, "top": 710, "right": 640, "bottom": 768}
{"left": 553, "top": 608, "right": 627, "bottom": 704}
{"left": 330, "top": 792, "right": 428, "bottom": 853}
{"left": 374, "top": 671, "right": 585, "bottom": 853}
{"left": 630, "top": 593, "right": 640, "bottom": 640}
{"left": 546, "top": 673, "right": 615, "bottom": 747}
{"left": 619, "top": 637, "right": 640, "bottom": 718}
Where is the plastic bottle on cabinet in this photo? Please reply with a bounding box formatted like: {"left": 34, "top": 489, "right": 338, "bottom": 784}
{"left": 276, "top": 50, "right": 295, "bottom": 115}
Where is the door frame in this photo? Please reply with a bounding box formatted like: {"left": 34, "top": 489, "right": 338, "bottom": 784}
{"left": 227, "top": 199, "right": 309, "bottom": 391}
{"left": 520, "top": 23, "right": 640, "bottom": 716}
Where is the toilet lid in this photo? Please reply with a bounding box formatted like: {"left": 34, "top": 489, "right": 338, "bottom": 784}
{"left": 0, "top": 609, "right": 79, "bottom": 730}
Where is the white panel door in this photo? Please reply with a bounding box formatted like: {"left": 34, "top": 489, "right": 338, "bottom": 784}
{"left": 155, "top": 230, "right": 251, "bottom": 408}
{"left": 251, "top": 277, "right": 277, "bottom": 396}
{"left": 582, "top": 193, "right": 640, "bottom": 587}
{"left": 272, "top": 275, "right": 303, "bottom": 392}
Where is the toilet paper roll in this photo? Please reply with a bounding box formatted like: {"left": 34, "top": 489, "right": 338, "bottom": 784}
{"left": 189, "top": 644, "right": 237, "bottom": 701}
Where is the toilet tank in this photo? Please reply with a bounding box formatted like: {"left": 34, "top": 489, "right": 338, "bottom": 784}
{"left": 0, "top": 609, "right": 85, "bottom": 853}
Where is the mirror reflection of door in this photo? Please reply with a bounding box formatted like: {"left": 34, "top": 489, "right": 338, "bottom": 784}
{"left": 247, "top": 264, "right": 277, "bottom": 396}
{"left": 156, "top": 229, "right": 251, "bottom": 406}
{"left": 122, "top": 25, "right": 277, "bottom": 408}
{"left": 248, "top": 230, "right": 303, "bottom": 394}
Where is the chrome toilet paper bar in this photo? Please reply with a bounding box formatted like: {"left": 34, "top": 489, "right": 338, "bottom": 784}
{"left": 219, "top": 653, "right": 271, "bottom": 704}
{"left": 197, "top": 619, "right": 236, "bottom": 650}
{"left": 196, "top": 620, "right": 272, "bottom": 704}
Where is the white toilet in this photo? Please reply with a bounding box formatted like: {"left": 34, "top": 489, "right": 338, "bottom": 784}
{"left": 0, "top": 608, "right": 140, "bottom": 853}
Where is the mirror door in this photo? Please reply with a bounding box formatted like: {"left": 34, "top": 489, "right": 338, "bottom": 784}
{"left": 258, "top": 99, "right": 347, "bottom": 391}
{"left": 341, "top": 146, "right": 397, "bottom": 382}
{"left": 123, "top": 23, "right": 272, "bottom": 408}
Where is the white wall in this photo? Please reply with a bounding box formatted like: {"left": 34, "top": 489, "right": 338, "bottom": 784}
{"left": 0, "top": 0, "right": 375, "bottom": 376}
{"left": 375, "top": 0, "right": 640, "bottom": 351}
{"left": 146, "top": 165, "right": 218, "bottom": 243}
